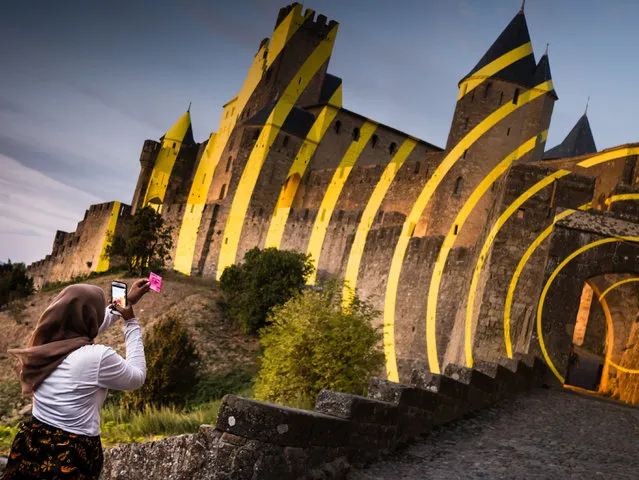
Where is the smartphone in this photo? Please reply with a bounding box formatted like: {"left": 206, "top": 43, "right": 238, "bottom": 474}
{"left": 111, "top": 281, "right": 128, "bottom": 308}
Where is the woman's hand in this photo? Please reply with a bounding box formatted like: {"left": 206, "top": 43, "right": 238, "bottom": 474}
{"left": 112, "top": 302, "right": 135, "bottom": 321}
{"left": 128, "top": 279, "right": 150, "bottom": 305}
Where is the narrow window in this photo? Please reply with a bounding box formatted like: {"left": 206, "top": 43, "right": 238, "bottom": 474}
{"left": 464, "top": 117, "right": 469, "bottom": 130}
{"left": 258, "top": 207, "right": 264, "bottom": 217}
{"left": 454, "top": 224, "right": 459, "bottom": 235}
{"left": 389, "top": 142, "right": 397, "bottom": 155}
{"left": 499, "top": 91, "right": 504, "bottom": 105}
{"left": 202, "top": 174, "right": 207, "bottom": 184}
{"left": 334, "top": 120, "right": 342, "bottom": 134}
{"left": 517, "top": 208, "right": 525, "bottom": 219}
{"left": 371, "top": 134, "right": 378, "bottom": 148}
{"left": 190, "top": 204, "right": 194, "bottom": 213}
{"left": 414, "top": 161, "right": 421, "bottom": 174}
{"left": 470, "top": 90, "right": 475, "bottom": 103}
{"left": 219, "top": 184, "right": 226, "bottom": 200}
{"left": 506, "top": 127, "right": 511, "bottom": 136}
{"left": 265, "top": 69, "right": 272, "bottom": 82}
{"left": 454, "top": 176, "right": 464, "bottom": 196}
{"left": 352, "top": 127, "right": 360, "bottom": 141}
{"left": 463, "top": 149, "right": 468, "bottom": 159}
{"left": 253, "top": 129, "right": 259, "bottom": 141}
{"left": 283, "top": 135, "right": 289, "bottom": 147}
{"left": 303, "top": 209, "right": 309, "bottom": 220}
{"left": 172, "top": 142, "right": 176, "bottom": 149}
{"left": 225, "top": 156, "right": 232, "bottom": 172}
{"left": 484, "top": 82, "right": 492, "bottom": 98}
{"left": 513, "top": 88, "right": 520, "bottom": 105}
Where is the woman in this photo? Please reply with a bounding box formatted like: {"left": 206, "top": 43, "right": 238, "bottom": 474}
{"left": 1, "top": 279, "right": 150, "bottom": 480}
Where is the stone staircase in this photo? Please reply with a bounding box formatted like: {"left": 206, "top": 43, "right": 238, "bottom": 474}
{"left": 97, "top": 353, "right": 548, "bottom": 479}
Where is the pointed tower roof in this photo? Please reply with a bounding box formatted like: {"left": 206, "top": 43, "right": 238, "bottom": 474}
{"left": 460, "top": 9, "right": 536, "bottom": 88}
{"left": 532, "top": 47, "right": 558, "bottom": 100}
{"left": 543, "top": 113, "right": 597, "bottom": 160}
{"left": 161, "top": 110, "right": 195, "bottom": 145}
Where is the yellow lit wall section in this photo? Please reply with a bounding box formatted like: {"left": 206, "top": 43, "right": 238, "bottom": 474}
{"left": 425, "top": 132, "right": 546, "bottom": 373}
{"left": 264, "top": 86, "right": 342, "bottom": 249}
{"left": 96, "top": 202, "right": 121, "bottom": 273}
{"left": 342, "top": 138, "right": 417, "bottom": 305}
{"left": 267, "top": 4, "right": 312, "bottom": 67}
{"left": 305, "top": 120, "right": 377, "bottom": 285}
{"left": 142, "top": 111, "right": 192, "bottom": 209}
{"left": 217, "top": 26, "right": 339, "bottom": 280}
{"left": 458, "top": 43, "right": 533, "bottom": 100}
{"left": 383, "top": 80, "right": 554, "bottom": 380}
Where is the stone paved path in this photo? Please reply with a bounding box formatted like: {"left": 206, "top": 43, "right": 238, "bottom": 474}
{"left": 348, "top": 389, "right": 639, "bottom": 480}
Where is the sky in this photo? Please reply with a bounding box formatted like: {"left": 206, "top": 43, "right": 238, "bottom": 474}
{"left": 1, "top": 0, "right": 637, "bottom": 265}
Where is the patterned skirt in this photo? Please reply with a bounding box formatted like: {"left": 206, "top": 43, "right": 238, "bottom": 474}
{"left": 1, "top": 417, "right": 103, "bottom": 480}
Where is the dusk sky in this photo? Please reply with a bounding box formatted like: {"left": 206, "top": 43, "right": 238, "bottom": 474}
{"left": 1, "top": 0, "right": 637, "bottom": 264}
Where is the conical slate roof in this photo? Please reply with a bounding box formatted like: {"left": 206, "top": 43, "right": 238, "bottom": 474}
{"left": 460, "top": 10, "right": 537, "bottom": 87}
{"left": 160, "top": 110, "right": 195, "bottom": 145}
{"left": 543, "top": 114, "right": 597, "bottom": 160}
{"left": 532, "top": 53, "right": 558, "bottom": 99}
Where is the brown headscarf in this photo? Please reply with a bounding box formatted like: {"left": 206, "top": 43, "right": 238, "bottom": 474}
{"left": 9, "top": 284, "right": 106, "bottom": 396}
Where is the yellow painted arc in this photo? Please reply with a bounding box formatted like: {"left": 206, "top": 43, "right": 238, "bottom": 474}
{"left": 464, "top": 169, "right": 571, "bottom": 367}
{"left": 305, "top": 120, "right": 378, "bottom": 285}
{"left": 174, "top": 40, "right": 272, "bottom": 275}
{"left": 577, "top": 147, "right": 639, "bottom": 168}
{"left": 589, "top": 280, "right": 639, "bottom": 379}
{"left": 426, "top": 132, "right": 546, "bottom": 371}
{"left": 217, "top": 26, "right": 339, "bottom": 280}
{"left": 142, "top": 111, "right": 192, "bottom": 208}
{"left": 341, "top": 138, "right": 418, "bottom": 307}
{"left": 458, "top": 42, "right": 534, "bottom": 100}
{"left": 537, "top": 236, "right": 639, "bottom": 383}
{"left": 264, "top": 86, "right": 342, "bottom": 250}
{"left": 96, "top": 202, "right": 121, "bottom": 273}
{"left": 502, "top": 192, "right": 639, "bottom": 360}
{"left": 383, "top": 79, "right": 554, "bottom": 379}
{"left": 266, "top": 5, "right": 312, "bottom": 68}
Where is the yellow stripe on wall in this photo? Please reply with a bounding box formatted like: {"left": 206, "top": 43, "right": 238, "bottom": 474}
{"left": 342, "top": 138, "right": 417, "bottom": 305}
{"left": 216, "top": 26, "right": 339, "bottom": 280}
{"left": 264, "top": 86, "right": 342, "bottom": 249}
{"left": 96, "top": 201, "right": 121, "bottom": 273}
{"left": 142, "top": 111, "right": 191, "bottom": 209}
{"left": 425, "top": 132, "right": 546, "bottom": 373}
{"left": 458, "top": 43, "right": 533, "bottom": 100}
{"left": 305, "top": 120, "right": 378, "bottom": 285}
{"left": 267, "top": 5, "right": 313, "bottom": 68}
{"left": 383, "top": 80, "right": 554, "bottom": 380}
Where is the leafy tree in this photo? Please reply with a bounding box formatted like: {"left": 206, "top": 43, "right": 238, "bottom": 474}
{"left": 0, "top": 260, "right": 34, "bottom": 309}
{"left": 122, "top": 316, "right": 199, "bottom": 409}
{"left": 253, "top": 282, "right": 384, "bottom": 406}
{"left": 107, "top": 206, "right": 173, "bottom": 275}
{"left": 219, "top": 247, "right": 314, "bottom": 335}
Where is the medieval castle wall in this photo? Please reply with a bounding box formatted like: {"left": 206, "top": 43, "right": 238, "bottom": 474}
{"left": 26, "top": 3, "right": 639, "bottom": 388}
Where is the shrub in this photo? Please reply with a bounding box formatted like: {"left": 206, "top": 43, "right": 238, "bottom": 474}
{"left": 253, "top": 282, "right": 384, "bottom": 406}
{"left": 189, "top": 367, "right": 254, "bottom": 405}
{"left": 0, "top": 261, "right": 34, "bottom": 309}
{"left": 122, "top": 316, "right": 199, "bottom": 409}
{"left": 219, "top": 247, "right": 314, "bottom": 335}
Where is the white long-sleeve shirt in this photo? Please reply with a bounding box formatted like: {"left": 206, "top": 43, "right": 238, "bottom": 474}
{"left": 32, "top": 308, "right": 146, "bottom": 436}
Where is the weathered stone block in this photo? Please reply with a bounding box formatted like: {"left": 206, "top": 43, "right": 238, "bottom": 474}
{"left": 443, "top": 364, "right": 496, "bottom": 394}
{"left": 473, "top": 360, "right": 520, "bottom": 398}
{"left": 513, "top": 353, "right": 548, "bottom": 387}
{"left": 497, "top": 357, "right": 533, "bottom": 389}
{"left": 315, "top": 390, "right": 399, "bottom": 425}
{"left": 409, "top": 369, "right": 469, "bottom": 400}
{"left": 216, "top": 395, "right": 348, "bottom": 448}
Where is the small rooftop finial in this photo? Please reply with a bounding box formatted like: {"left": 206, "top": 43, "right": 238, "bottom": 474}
{"left": 187, "top": 101, "right": 192, "bottom": 112}
{"left": 584, "top": 96, "right": 590, "bottom": 116}
{"left": 520, "top": 0, "right": 526, "bottom": 13}
{"left": 545, "top": 43, "right": 549, "bottom": 55}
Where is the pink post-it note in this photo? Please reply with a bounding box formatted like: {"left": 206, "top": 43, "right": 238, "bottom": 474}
{"left": 149, "top": 272, "right": 162, "bottom": 292}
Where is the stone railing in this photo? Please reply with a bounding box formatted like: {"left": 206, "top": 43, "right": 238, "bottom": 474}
{"left": 97, "top": 353, "right": 547, "bottom": 479}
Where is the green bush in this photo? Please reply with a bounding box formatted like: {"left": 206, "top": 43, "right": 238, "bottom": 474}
{"left": 122, "top": 316, "right": 199, "bottom": 409}
{"left": 0, "top": 424, "right": 19, "bottom": 456}
{"left": 189, "top": 368, "right": 254, "bottom": 405}
{"left": 253, "top": 282, "right": 384, "bottom": 406}
{"left": 0, "top": 261, "right": 33, "bottom": 309}
{"left": 219, "top": 247, "right": 314, "bottom": 335}
{"left": 0, "top": 379, "right": 23, "bottom": 419}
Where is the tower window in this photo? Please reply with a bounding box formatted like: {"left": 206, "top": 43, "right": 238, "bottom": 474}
{"left": 352, "top": 127, "right": 360, "bottom": 141}
{"left": 334, "top": 120, "right": 342, "bottom": 134}
{"left": 414, "top": 161, "right": 420, "bottom": 174}
{"left": 470, "top": 90, "right": 475, "bottom": 103}
{"left": 283, "top": 135, "right": 289, "bottom": 147}
{"left": 253, "top": 129, "right": 260, "bottom": 141}
{"left": 484, "top": 82, "right": 492, "bottom": 98}
{"left": 172, "top": 142, "right": 176, "bottom": 149}
{"left": 517, "top": 208, "right": 525, "bottom": 219}
{"left": 513, "top": 88, "right": 520, "bottom": 105}
{"left": 464, "top": 117, "right": 469, "bottom": 130}
{"left": 499, "top": 91, "right": 504, "bottom": 105}
{"left": 454, "top": 224, "right": 459, "bottom": 235}
{"left": 506, "top": 127, "right": 511, "bottom": 136}
{"left": 454, "top": 176, "right": 464, "bottom": 196}
{"left": 389, "top": 142, "right": 397, "bottom": 155}
{"left": 371, "top": 134, "right": 378, "bottom": 148}
{"left": 225, "top": 156, "right": 232, "bottom": 172}
{"left": 463, "top": 149, "right": 468, "bottom": 159}
{"left": 219, "top": 184, "right": 227, "bottom": 200}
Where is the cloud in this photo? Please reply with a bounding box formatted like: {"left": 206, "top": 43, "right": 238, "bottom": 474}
{"left": 0, "top": 154, "right": 102, "bottom": 264}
